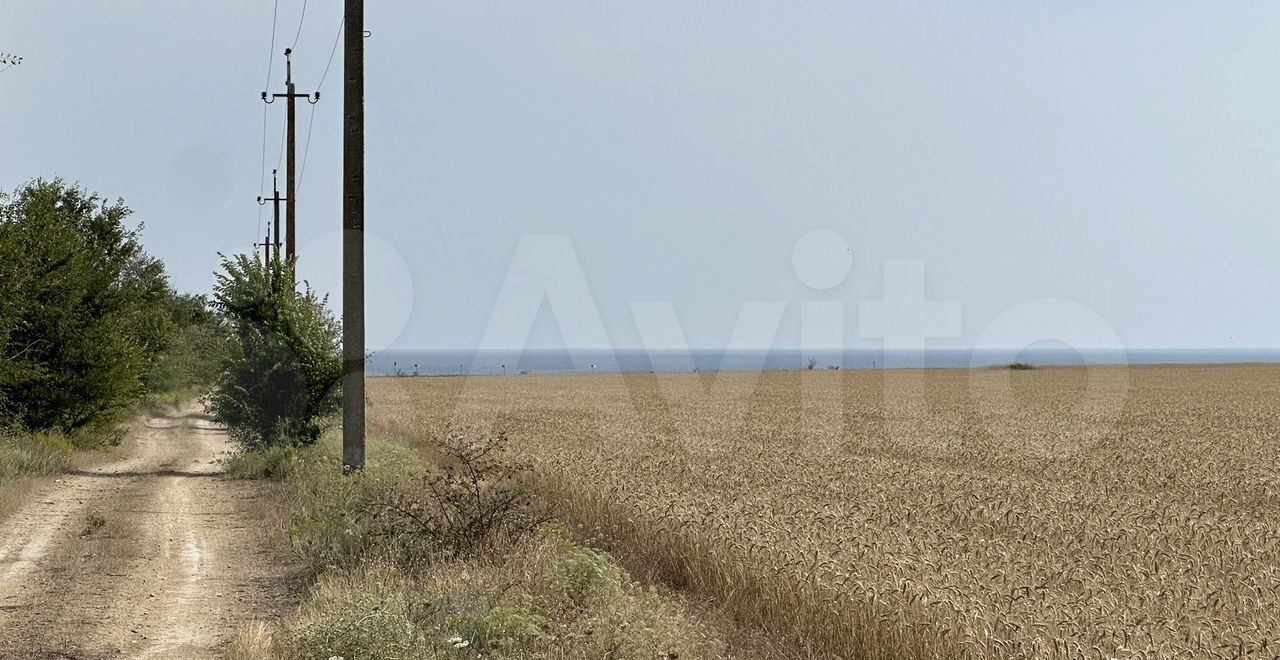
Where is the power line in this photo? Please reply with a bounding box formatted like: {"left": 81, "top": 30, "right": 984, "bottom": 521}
{"left": 297, "top": 103, "right": 318, "bottom": 192}
{"left": 259, "top": 0, "right": 280, "bottom": 238}
{"left": 270, "top": 107, "right": 287, "bottom": 251}
{"left": 264, "top": 0, "right": 279, "bottom": 89}
{"left": 291, "top": 0, "right": 309, "bottom": 50}
{"left": 258, "top": 105, "right": 269, "bottom": 236}
{"left": 275, "top": 112, "right": 287, "bottom": 172}
{"left": 317, "top": 18, "right": 344, "bottom": 91}
{"left": 298, "top": 18, "right": 344, "bottom": 193}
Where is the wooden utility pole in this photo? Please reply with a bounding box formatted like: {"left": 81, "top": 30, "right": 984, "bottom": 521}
{"left": 342, "top": 0, "right": 366, "bottom": 472}
{"left": 285, "top": 51, "right": 297, "bottom": 264}
{"left": 262, "top": 49, "right": 318, "bottom": 277}
{"left": 254, "top": 229, "right": 271, "bottom": 266}
{"left": 257, "top": 169, "right": 286, "bottom": 267}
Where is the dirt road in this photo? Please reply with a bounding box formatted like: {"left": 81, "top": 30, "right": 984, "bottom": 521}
{"left": 0, "top": 407, "right": 295, "bottom": 659}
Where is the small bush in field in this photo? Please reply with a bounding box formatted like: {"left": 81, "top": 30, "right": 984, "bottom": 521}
{"left": 370, "top": 427, "right": 543, "bottom": 563}
{"left": 560, "top": 545, "right": 614, "bottom": 607}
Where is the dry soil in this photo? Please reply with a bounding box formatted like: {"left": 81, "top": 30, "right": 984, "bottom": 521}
{"left": 0, "top": 406, "right": 295, "bottom": 659}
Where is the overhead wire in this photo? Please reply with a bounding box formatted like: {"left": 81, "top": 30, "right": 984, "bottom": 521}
{"left": 297, "top": 17, "right": 344, "bottom": 193}
{"left": 291, "top": 0, "right": 309, "bottom": 50}
{"left": 258, "top": 0, "right": 281, "bottom": 240}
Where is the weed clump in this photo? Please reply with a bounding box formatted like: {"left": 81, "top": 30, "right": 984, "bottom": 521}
{"left": 446, "top": 603, "right": 545, "bottom": 651}
{"left": 224, "top": 445, "right": 299, "bottom": 481}
{"left": 81, "top": 512, "right": 107, "bottom": 537}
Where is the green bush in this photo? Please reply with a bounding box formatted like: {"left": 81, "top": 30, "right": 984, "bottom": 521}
{"left": 559, "top": 544, "right": 616, "bottom": 607}
{"left": 205, "top": 254, "right": 342, "bottom": 450}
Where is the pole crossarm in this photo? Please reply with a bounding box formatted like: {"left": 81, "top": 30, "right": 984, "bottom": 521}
{"left": 262, "top": 91, "right": 320, "bottom": 103}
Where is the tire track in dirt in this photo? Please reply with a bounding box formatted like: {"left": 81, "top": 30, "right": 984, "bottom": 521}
{"left": 0, "top": 407, "right": 297, "bottom": 659}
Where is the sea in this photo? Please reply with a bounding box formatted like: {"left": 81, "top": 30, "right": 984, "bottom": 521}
{"left": 366, "top": 348, "right": 1280, "bottom": 377}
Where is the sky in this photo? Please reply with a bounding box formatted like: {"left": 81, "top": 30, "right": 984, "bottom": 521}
{"left": 2, "top": 2, "right": 1278, "bottom": 351}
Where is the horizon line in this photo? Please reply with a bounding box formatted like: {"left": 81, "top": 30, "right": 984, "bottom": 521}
{"left": 372, "top": 346, "right": 1280, "bottom": 353}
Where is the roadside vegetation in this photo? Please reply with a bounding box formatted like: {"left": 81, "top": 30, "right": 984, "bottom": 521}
{"left": 0, "top": 432, "right": 72, "bottom": 479}
{"left": 0, "top": 178, "right": 226, "bottom": 502}
{"left": 205, "top": 254, "right": 342, "bottom": 450}
{"left": 225, "top": 430, "right": 727, "bottom": 660}
{"left": 207, "top": 245, "right": 731, "bottom": 659}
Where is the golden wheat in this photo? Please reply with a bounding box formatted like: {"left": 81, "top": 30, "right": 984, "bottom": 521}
{"left": 367, "top": 365, "right": 1280, "bottom": 659}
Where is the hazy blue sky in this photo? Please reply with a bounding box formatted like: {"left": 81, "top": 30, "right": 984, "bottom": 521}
{"left": 3, "top": 2, "right": 1278, "bottom": 350}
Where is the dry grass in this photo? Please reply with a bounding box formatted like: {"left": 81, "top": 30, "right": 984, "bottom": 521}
{"left": 0, "top": 478, "right": 38, "bottom": 524}
{"left": 367, "top": 365, "right": 1280, "bottom": 659}
{"left": 0, "top": 431, "right": 73, "bottom": 521}
{"left": 227, "top": 432, "right": 730, "bottom": 660}
{"left": 0, "top": 414, "right": 147, "bottom": 523}
{"left": 228, "top": 620, "right": 280, "bottom": 660}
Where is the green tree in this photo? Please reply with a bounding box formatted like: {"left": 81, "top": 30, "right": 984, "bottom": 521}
{"left": 0, "top": 179, "right": 173, "bottom": 436}
{"left": 205, "top": 254, "right": 342, "bottom": 450}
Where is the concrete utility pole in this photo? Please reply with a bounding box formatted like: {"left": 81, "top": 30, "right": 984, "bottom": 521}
{"left": 262, "top": 49, "right": 318, "bottom": 277}
{"left": 256, "top": 169, "right": 286, "bottom": 267}
{"left": 342, "top": 0, "right": 366, "bottom": 472}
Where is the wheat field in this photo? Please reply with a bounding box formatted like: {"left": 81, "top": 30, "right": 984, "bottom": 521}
{"left": 368, "top": 365, "right": 1280, "bottom": 659}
